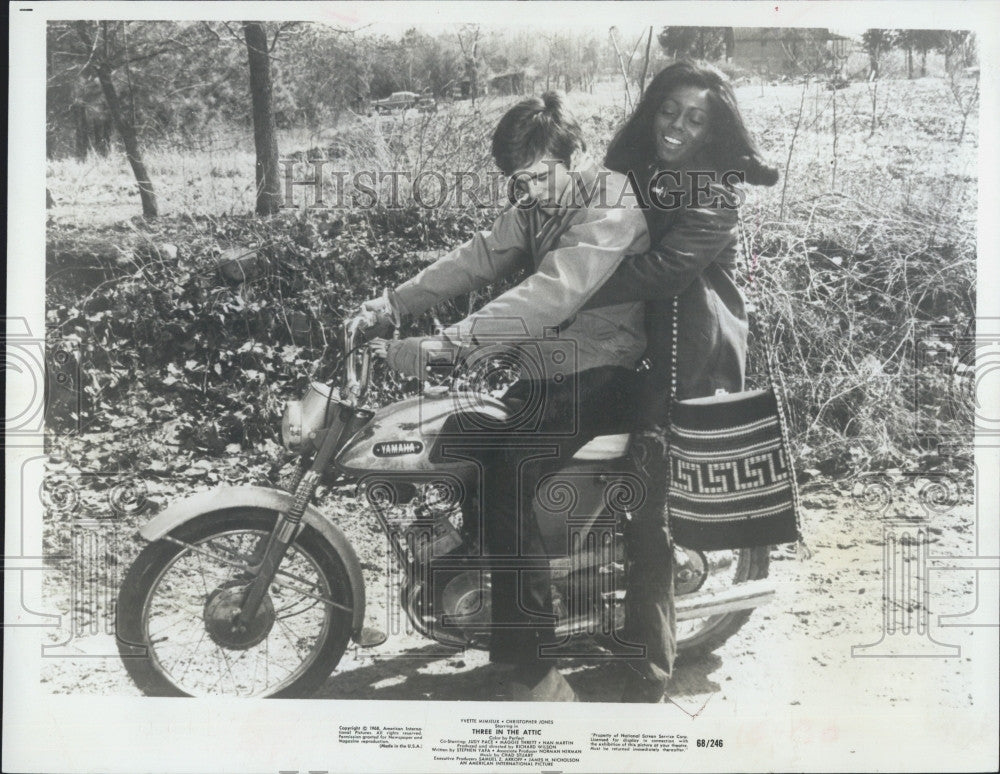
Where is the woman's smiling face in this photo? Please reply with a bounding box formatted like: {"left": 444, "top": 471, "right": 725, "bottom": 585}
{"left": 652, "top": 85, "right": 712, "bottom": 166}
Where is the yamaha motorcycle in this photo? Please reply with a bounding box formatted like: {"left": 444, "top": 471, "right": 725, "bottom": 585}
{"left": 116, "top": 313, "right": 773, "bottom": 697}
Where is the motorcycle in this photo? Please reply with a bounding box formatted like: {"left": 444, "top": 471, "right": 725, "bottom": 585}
{"left": 115, "top": 312, "right": 774, "bottom": 698}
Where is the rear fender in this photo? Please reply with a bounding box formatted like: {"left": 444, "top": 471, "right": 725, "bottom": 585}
{"left": 138, "top": 485, "right": 366, "bottom": 640}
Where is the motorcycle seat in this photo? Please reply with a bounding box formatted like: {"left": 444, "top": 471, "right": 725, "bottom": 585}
{"left": 571, "top": 433, "right": 631, "bottom": 461}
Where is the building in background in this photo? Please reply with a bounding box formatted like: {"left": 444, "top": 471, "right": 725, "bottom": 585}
{"left": 729, "top": 28, "right": 851, "bottom": 75}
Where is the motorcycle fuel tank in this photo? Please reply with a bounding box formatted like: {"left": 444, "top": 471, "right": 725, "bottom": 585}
{"left": 335, "top": 388, "right": 510, "bottom": 476}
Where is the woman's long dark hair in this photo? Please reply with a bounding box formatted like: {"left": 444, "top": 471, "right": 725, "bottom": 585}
{"left": 605, "top": 60, "right": 778, "bottom": 194}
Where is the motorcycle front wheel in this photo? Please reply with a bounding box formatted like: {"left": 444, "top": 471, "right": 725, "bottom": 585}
{"left": 116, "top": 508, "right": 354, "bottom": 697}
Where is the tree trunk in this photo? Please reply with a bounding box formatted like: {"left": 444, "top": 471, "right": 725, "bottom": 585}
{"left": 921, "top": 49, "right": 928, "bottom": 77}
{"left": 638, "top": 27, "right": 653, "bottom": 99}
{"left": 73, "top": 104, "right": 90, "bottom": 160}
{"left": 94, "top": 63, "right": 158, "bottom": 218}
{"left": 97, "top": 118, "right": 113, "bottom": 155}
{"left": 869, "top": 79, "right": 878, "bottom": 137}
{"left": 907, "top": 46, "right": 913, "bottom": 79}
{"left": 243, "top": 21, "right": 281, "bottom": 216}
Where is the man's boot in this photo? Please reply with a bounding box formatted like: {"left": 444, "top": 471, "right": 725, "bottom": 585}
{"left": 509, "top": 666, "right": 578, "bottom": 702}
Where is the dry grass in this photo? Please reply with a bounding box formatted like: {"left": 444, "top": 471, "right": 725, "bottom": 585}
{"left": 46, "top": 75, "right": 978, "bottom": 469}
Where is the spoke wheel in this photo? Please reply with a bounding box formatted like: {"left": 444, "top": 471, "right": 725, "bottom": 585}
{"left": 117, "top": 509, "right": 354, "bottom": 697}
{"left": 674, "top": 545, "right": 770, "bottom": 662}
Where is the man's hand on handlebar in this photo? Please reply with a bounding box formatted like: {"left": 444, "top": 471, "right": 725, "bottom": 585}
{"left": 368, "top": 337, "right": 390, "bottom": 360}
{"left": 370, "top": 335, "right": 459, "bottom": 381}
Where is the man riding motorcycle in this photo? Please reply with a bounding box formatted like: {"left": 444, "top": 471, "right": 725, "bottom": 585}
{"left": 356, "top": 92, "right": 655, "bottom": 701}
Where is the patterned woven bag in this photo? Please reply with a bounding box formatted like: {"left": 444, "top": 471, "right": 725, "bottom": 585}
{"left": 665, "top": 214, "right": 804, "bottom": 552}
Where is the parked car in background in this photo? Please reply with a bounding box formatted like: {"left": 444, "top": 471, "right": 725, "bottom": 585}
{"left": 416, "top": 96, "right": 438, "bottom": 113}
{"left": 369, "top": 91, "right": 420, "bottom": 114}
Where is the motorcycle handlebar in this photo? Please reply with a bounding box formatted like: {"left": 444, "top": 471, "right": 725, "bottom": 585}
{"left": 342, "top": 300, "right": 470, "bottom": 398}
{"left": 343, "top": 312, "right": 374, "bottom": 404}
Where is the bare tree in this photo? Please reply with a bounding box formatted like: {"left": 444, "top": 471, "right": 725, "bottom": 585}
{"left": 658, "top": 27, "right": 727, "bottom": 60}
{"left": 72, "top": 21, "right": 159, "bottom": 218}
{"left": 637, "top": 27, "right": 654, "bottom": 99}
{"left": 779, "top": 82, "right": 808, "bottom": 221}
{"left": 456, "top": 24, "right": 481, "bottom": 104}
{"left": 861, "top": 29, "right": 894, "bottom": 138}
{"left": 609, "top": 26, "right": 644, "bottom": 114}
{"left": 944, "top": 34, "right": 979, "bottom": 143}
{"left": 243, "top": 22, "right": 281, "bottom": 216}
{"left": 912, "top": 30, "right": 943, "bottom": 77}
{"left": 862, "top": 29, "right": 893, "bottom": 81}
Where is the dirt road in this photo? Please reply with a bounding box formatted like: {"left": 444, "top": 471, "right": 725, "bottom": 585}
{"left": 39, "top": 469, "right": 985, "bottom": 715}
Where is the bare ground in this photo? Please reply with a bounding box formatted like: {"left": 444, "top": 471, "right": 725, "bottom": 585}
{"left": 38, "top": 454, "right": 984, "bottom": 714}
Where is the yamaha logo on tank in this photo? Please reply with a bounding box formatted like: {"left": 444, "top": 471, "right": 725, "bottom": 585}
{"left": 373, "top": 440, "right": 424, "bottom": 457}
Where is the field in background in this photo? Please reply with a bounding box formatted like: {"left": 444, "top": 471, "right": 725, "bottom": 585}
{"left": 47, "top": 76, "right": 977, "bottom": 222}
{"left": 46, "top": 73, "right": 978, "bottom": 474}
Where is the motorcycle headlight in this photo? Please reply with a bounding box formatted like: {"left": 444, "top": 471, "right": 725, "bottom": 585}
{"left": 282, "top": 382, "right": 339, "bottom": 451}
{"left": 281, "top": 400, "right": 303, "bottom": 450}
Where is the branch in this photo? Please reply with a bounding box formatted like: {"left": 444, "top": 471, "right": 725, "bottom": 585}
{"left": 221, "top": 21, "right": 246, "bottom": 46}
{"left": 778, "top": 82, "right": 808, "bottom": 221}
{"left": 270, "top": 21, "right": 299, "bottom": 52}
{"left": 72, "top": 20, "right": 102, "bottom": 76}
{"left": 112, "top": 42, "right": 181, "bottom": 68}
{"left": 638, "top": 26, "right": 653, "bottom": 99}
{"left": 608, "top": 27, "right": 634, "bottom": 113}
{"left": 201, "top": 21, "right": 222, "bottom": 42}
{"left": 628, "top": 29, "right": 645, "bottom": 65}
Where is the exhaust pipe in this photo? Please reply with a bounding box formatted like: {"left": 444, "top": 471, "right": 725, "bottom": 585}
{"left": 555, "top": 580, "right": 776, "bottom": 638}
{"left": 675, "top": 579, "right": 775, "bottom": 620}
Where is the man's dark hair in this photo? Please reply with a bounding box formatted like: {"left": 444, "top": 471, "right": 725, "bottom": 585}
{"left": 491, "top": 92, "right": 586, "bottom": 176}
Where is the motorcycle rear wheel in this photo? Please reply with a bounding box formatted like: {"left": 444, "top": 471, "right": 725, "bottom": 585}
{"left": 116, "top": 508, "right": 354, "bottom": 697}
{"left": 674, "top": 545, "right": 770, "bottom": 663}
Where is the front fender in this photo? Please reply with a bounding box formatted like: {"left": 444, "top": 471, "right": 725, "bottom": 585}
{"left": 139, "top": 485, "right": 366, "bottom": 640}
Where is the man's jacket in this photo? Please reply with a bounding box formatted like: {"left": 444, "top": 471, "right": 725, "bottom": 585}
{"left": 583, "top": 186, "right": 747, "bottom": 416}
{"left": 391, "top": 156, "right": 650, "bottom": 378}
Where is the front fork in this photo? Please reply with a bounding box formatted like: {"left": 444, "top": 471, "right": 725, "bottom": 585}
{"left": 235, "top": 412, "right": 353, "bottom": 627}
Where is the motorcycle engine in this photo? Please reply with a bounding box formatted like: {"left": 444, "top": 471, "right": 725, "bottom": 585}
{"left": 391, "top": 484, "right": 494, "bottom": 646}
{"left": 439, "top": 571, "right": 492, "bottom": 645}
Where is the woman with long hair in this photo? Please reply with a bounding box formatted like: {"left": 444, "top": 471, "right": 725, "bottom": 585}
{"left": 584, "top": 61, "right": 779, "bottom": 702}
